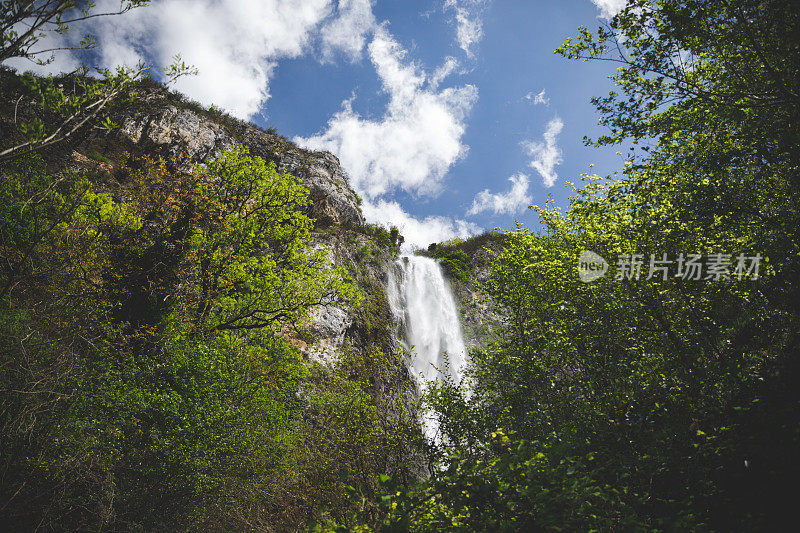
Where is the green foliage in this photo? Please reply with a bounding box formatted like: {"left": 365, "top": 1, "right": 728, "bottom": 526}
{"left": 301, "top": 346, "right": 422, "bottom": 531}
{"left": 399, "top": 176, "right": 795, "bottom": 530}
{"left": 417, "top": 168, "right": 796, "bottom": 528}
{"left": 0, "top": 152, "right": 103, "bottom": 302}
{"left": 378, "top": 1, "right": 800, "bottom": 530}
{"left": 73, "top": 332, "right": 303, "bottom": 526}
{"left": 419, "top": 233, "right": 506, "bottom": 283}
{"left": 555, "top": 0, "right": 800, "bottom": 306}
{"left": 422, "top": 231, "right": 506, "bottom": 259}
{"left": 82, "top": 146, "right": 359, "bottom": 335}
{"left": 358, "top": 223, "right": 403, "bottom": 256}
{"left": 186, "top": 145, "right": 360, "bottom": 332}
{"left": 379, "top": 431, "right": 641, "bottom": 532}
{"left": 357, "top": 243, "right": 373, "bottom": 264}
{"left": 87, "top": 151, "right": 110, "bottom": 163}
{"left": 438, "top": 249, "right": 472, "bottom": 282}
{"left": 0, "top": 308, "right": 305, "bottom": 529}
{"left": 0, "top": 146, "right": 388, "bottom": 530}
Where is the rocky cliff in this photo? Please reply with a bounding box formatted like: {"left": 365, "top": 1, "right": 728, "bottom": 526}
{"left": 110, "top": 86, "right": 363, "bottom": 228}
{"left": 0, "top": 75, "right": 400, "bottom": 369}
{"left": 91, "top": 86, "right": 386, "bottom": 364}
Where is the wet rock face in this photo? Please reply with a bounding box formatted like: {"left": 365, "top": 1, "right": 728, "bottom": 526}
{"left": 115, "top": 104, "right": 363, "bottom": 227}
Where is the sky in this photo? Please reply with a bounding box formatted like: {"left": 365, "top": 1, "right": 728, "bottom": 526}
{"left": 9, "top": 0, "right": 630, "bottom": 249}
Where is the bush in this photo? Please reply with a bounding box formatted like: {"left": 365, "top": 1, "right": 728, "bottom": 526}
{"left": 437, "top": 249, "right": 472, "bottom": 282}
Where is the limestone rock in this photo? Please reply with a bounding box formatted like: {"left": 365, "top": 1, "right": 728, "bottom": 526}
{"left": 113, "top": 102, "right": 363, "bottom": 227}
{"left": 304, "top": 305, "right": 353, "bottom": 364}
{"left": 118, "top": 106, "right": 233, "bottom": 162}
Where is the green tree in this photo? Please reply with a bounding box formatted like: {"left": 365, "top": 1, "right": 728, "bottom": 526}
{"left": 556, "top": 0, "right": 800, "bottom": 311}
{"left": 0, "top": 146, "right": 366, "bottom": 529}
{"left": 0, "top": 1, "right": 196, "bottom": 162}
{"left": 183, "top": 146, "right": 360, "bottom": 334}
{"left": 395, "top": 1, "right": 800, "bottom": 530}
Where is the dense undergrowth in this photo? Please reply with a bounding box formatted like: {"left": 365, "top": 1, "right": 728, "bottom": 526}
{"left": 2, "top": 0, "right": 799, "bottom": 531}
{"left": 0, "top": 147, "right": 419, "bottom": 530}
{"left": 322, "top": 0, "right": 800, "bottom": 530}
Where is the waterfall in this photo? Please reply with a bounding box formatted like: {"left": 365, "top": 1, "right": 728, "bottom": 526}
{"left": 388, "top": 255, "right": 468, "bottom": 439}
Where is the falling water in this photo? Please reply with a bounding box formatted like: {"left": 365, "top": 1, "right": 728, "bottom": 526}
{"left": 388, "top": 255, "right": 468, "bottom": 439}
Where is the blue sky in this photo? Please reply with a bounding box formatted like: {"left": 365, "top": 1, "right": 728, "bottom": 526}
{"left": 11, "top": 0, "right": 628, "bottom": 248}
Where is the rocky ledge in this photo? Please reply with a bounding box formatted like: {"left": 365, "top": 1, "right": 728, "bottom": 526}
{"left": 111, "top": 93, "right": 363, "bottom": 227}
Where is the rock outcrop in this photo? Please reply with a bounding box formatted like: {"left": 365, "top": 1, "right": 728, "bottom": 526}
{"left": 0, "top": 73, "right": 395, "bottom": 371}
{"left": 113, "top": 95, "right": 363, "bottom": 227}
{"left": 100, "top": 91, "right": 373, "bottom": 362}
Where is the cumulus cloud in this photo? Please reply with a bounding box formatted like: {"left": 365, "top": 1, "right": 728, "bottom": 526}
{"left": 444, "top": 0, "right": 491, "bottom": 58}
{"left": 296, "top": 27, "right": 478, "bottom": 200}
{"left": 468, "top": 173, "right": 532, "bottom": 216}
{"left": 320, "top": 0, "right": 376, "bottom": 61}
{"left": 590, "top": 0, "right": 626, "bottom": 19}
{"left": 296, "top": 27, "right": 481, "bottom": 247}
{"left": 362, "top": 199, "right": 480, "bottom": 250}
{"left": 523, "top": 117, "right": 564, "bottom": 187}
{"left": 524, "top": 89, "right": 549, "bottom": 105}
{"left": 104, "top": 0, "right": 339, "bottom": 119}
{"left": 6, "top": 0, "right": 381, "bottom": 119}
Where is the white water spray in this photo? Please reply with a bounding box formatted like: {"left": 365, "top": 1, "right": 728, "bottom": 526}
{"left": 388, "top": 255, "right": 468, "bottom": 438}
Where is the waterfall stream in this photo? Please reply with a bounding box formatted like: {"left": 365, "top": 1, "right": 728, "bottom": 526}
{"left": 388, "top": 255, "right": 468, "bottom": 438}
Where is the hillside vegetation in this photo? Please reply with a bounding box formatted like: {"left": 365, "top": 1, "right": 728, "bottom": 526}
{"left": 2, "top": 0, "right": 799, "bottom": 531}
{"left": 0, "top": 138, "right": 419, "bottom": 529}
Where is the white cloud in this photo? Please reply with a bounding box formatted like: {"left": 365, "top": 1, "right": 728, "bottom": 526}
{"left": 524, "top": 89, "right": 549, "bottom": 105}
{"left": 429, "top": 56, "right": 460, "bottom": 90}
{"left": 453, "top": 8, "right": 482, "bottom": 57}
{"left": 590, "top": 0, "right": 626, "bottom": 19}
{"left": 444, "top": 0, "right": 490, "bottom": 58}
{"left": 296, "top": 28, "right": 480, "bottom": 247}
{"left": 468, "top": 173, "right": 532, "bottom": 216}
{"left": 6, "top": 0, "right": 383, "bottom": 119}
{"left": 96, "top": 0, "right": 336, "bottom": 119}
{"left": 320, "top": 0, "right": 377, "bottom": 61}
{"left": 362, "top": 199, "right": 480, "bottom": 250}
{"left": 523, "top": 117, "right": 564, "bottom": 187}
{"left": 8, "top": 0, "right": 482, "bottom": 248}
{"left": 296, "top": 27, "right": 478, "bottom": 200}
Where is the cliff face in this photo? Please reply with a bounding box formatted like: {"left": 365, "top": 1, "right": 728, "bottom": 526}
{"left": 111, "top": 90, "right": 364, "bottom": 228}
{"left": 88, "top": 88, "right": 383, "bottom": 364}
{"left": 2, "top": 79, "right": 397, "bottom": 368}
